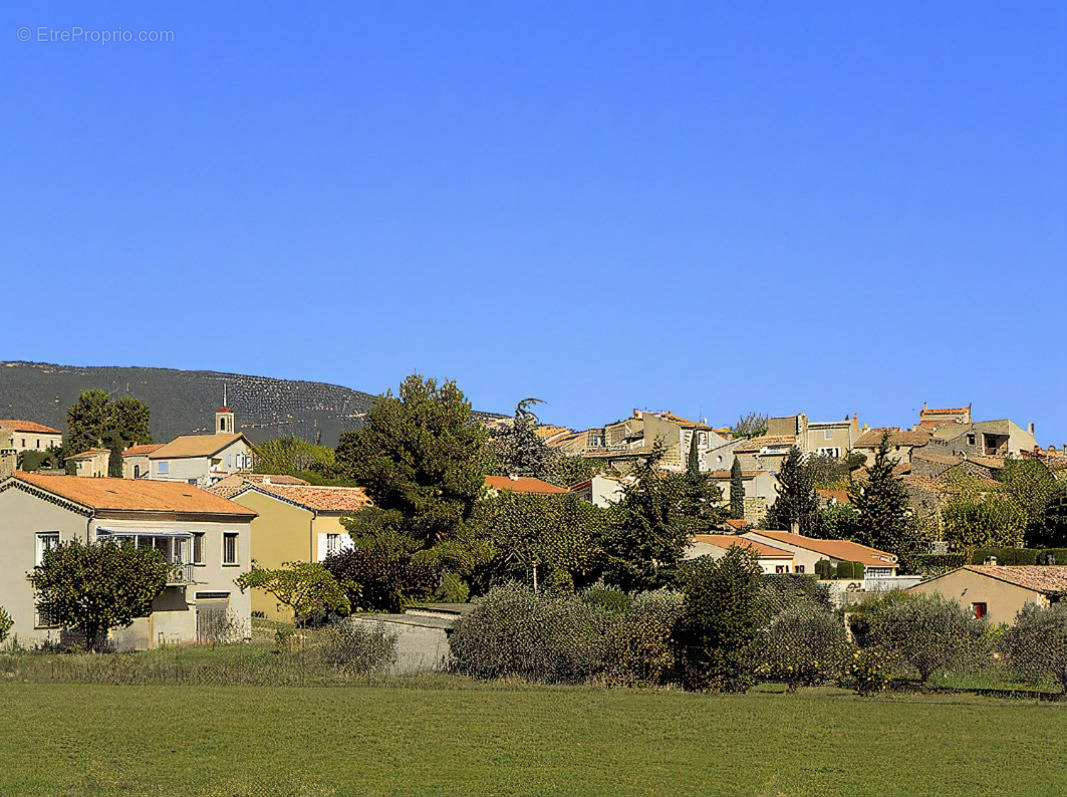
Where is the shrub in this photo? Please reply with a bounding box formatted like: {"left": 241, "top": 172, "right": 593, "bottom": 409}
{"left": 760, "top": 574, "right": 832, "bottom": 620}
{"left": 318, "top": 622, "right": 397, "bottom": 675}
{"left": 916, "top": 553, "right": 967, "bottom": 572}
{"left": 605, "top": 590, "right": 683, "bottom": 687}
{"left": 853, "top": 591, "right": 989, "bottom": 683}
{"left": 673, "top": 547, "right": 764, "bottom": 692}
{"left": 835, "top": 561, "right": 864, "bottom": 580}
{"left": 971, "top": 547, "right": 1044, "bottom": 566}
{"left": 757, "top": 605, "right": 850, "bottom": 692}
{"left": 450, "top": 583, "right": 612, "bottom": 683}
{"left": 999, "top": 603, "right": 1067, "bottom": 692}
{"left": 582, "top": 586, "right": 633, "bottom": 614}
{"left": 838, "top": 647, "right": 893, "bottom": 696}
{"left": 0, "top": 605, "right": 12, "bottom": 645}
{"left": 813, "top": 559, "right": 834, "bottom": 580}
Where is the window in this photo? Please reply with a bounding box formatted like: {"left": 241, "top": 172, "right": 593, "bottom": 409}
{"left": 35, "top": 532, "right": 60, "bottom": 566}
{"left": 795, "top": 565, "right": 805, "bottom": 574}
{"left": 326, "top": 533, "right": 341, "bottom": 557}
{"left": 824, "top": 430, "right": 833, "bottom": 440}
{"left": 967, "top": 433, "right": 976, "bottom": 446}
{"left": 971, "top": 602, "right": 987, "bottom": 619}
{"left": 157, "top": 461, "right": 170, "bottom": 474}
{"left": 226, "top": 454, "right": 232, "bottom": 468}
{"left": 192, "top": 533, "right": 205, "bottom": 565}
{"left": 133, "top": 465, "right": 141, "bottom": 479}
{"left": 21, "top": 438, "right": 26, "bottom": 447}
{"left": 223, "top": 533, "right": 238, "bottom": 565}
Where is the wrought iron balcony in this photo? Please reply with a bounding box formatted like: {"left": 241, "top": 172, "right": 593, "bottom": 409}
{"left": 167, "top": 562, "right": 197, "bottom": 585}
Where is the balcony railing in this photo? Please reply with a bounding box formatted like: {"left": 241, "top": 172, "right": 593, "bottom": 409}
{"left": 167, "top": 562, "right": 197, "bottom": 585}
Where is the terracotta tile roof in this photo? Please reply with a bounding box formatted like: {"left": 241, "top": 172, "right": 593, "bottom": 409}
{"left": 963, "top": 565, "right": 1067, "bottom": 595}
{"left": 691, "top": 534, "right": 793, "bottom": 559}
{"left": 913, "top": 452, "right": 1004, "bottom": 472}
{"left": 923, "top": 406, "right": 970, "bottom": 414}
{"left": 854, "top": 428, "right": 932, "bottom": 449}
{"left": 724, "top": 518, "right": 748, "bottom": 530}
{"left": 0, "top": 419, "right": 62, "bottom": 435}
{"left": 733, "top": 435, "right": 795, "bottom": 454}
{"left": 244, "top": 483, "right": 372, "bottom": 512}
{"left": 816, "top": 488, "right": 850, "bottom": 504}
{"left": 581, "top": 446, "right": 657, "bottom": 459}
{"left": 7, "top": 472, "right": 256, "bottom": 516}
{"left": 207, "top": 473, "right": 311, "bottom": 498}
{"left": 744, "top": 531, "right": 898, "bottom": 569}
{"left": 484, "top": 475, "right": 569, "bottom": 495}
{"left": 149, "top": 433, "right": 246, "bottom": 460}
{"left": 913, "top": 452, "right": 962, "bottom": 466}
{"left": 122, "top": 444, "right": 164, "bottom": 457}
{"left": 67, "top": 448, "right": 109, "bottom": 460}
{"left": 534, "top": 425, "right": 572, "bottom": 441}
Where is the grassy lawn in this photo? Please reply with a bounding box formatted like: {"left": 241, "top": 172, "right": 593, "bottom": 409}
{"left": 1, "top": 681, "right": 1065, "bottom": 796}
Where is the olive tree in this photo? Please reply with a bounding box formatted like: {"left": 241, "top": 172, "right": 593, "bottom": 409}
{"left": 236, "top": 562, "right": 354, "bottom": 626}
{"left": 853, "top": 592, "right": 988, "bottom": 684}
{"left": 999, "top": 603, "right": 1067, "bottom": 692}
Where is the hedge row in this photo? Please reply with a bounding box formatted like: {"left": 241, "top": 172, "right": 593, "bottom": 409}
{"left": 813, "top": 559, "right": 864, "bottom": 580}
{"left": 917, "top": 553, "right": 968, "bottom": 570}
{"left": 971, "top": 548, "right": 1067, "bottom": 566}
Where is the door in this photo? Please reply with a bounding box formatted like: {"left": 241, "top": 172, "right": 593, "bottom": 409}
{"left": 195, "top": 595, "right": 230, "bottom": 643}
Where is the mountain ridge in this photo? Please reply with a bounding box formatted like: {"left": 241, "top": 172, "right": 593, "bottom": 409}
{"left": 0, "top": 361, "right": 503, "bottom": 447}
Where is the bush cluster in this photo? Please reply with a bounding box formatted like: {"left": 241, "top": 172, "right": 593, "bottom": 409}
{"left": 970, "top": 547, "right": 1067, "bottom": 566}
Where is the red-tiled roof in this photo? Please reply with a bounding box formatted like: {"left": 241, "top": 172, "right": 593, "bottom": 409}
{"left": 149, "top": 434, "right": 246, "bottom": 460}
{"left": 724, "top": 518, "right": 748, "bottom": 530}
{"left": 816, "top": 488, "right": 850, "bottom": 504}
{"left": 241, "top": 483, "right": 372, "bottom": 512}
{"left": 0, "top": 419, "right": 62, "bottom": 435}
{"left": 484, "top": 475, "right": 569, "bottom": 495}
{"left": 744, "top": 530, "right": 898, "bottom": 569}
{"left": 122, "top": 444, "right": 164, "bottom": 457}
{"left": 691, "top": 534, "right": 793, "bottom": 559}
{"left": 7, "top": 472, "right": 256, "bottom": 517}
{"left": 709, "top": 470, "right": 766, "bottom": 479}
{"left": 962, "top": 565, "right": 1067, "bottom": 594}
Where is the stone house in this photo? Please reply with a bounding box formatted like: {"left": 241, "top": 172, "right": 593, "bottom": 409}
{"left": 121, "top": 444, "right": 163, "bottom": 479}
{"left": 67, "top": 448, "right": 111, "bottom": 478}
{"left": 920, "top": 419, "right": 1037, "bottom": 459}
{"left": 0, "top": 420, "right": 63, "bottom": 456}
{"left": 852, "top": 427, "right": 932, "bottom": 466}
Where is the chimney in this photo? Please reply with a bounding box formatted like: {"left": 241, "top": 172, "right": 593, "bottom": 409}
{"left": 1028, "top": 422, "right": 1035, "bottom": 436}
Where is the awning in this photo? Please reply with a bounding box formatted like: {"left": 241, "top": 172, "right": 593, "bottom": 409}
{"left": 96, "top": 528, "right": 193, "bottom": 539}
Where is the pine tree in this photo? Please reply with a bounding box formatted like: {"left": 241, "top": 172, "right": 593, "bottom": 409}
{"left": 729, "top": 457, "right": 745, "bottom": 520}
{"left": 765, "top": 446, "right": 820, "bottom": 533}
{"left": 849, "top": 431, "right": 914, "bottom": 564}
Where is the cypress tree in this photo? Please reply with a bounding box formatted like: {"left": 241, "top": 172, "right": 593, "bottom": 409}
{"left": 729, "top": 458, "right": 745, "bottom": 519}
{"left": 687, "top": 431, "right": 700, "bottom": 476}
{"left": 766, "top": 446, "right": 820, "bottom": 533}
{"left": 849, "top": 431, "right": 913, "bottom": 562}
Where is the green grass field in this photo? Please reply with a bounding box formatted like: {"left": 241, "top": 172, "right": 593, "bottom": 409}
{"left": 1, "top": 680, "right": 1065, "bottom": 796}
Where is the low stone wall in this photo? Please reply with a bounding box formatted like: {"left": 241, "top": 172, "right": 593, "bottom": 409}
{"left": 348, "top": 614, "right": 453, "bottom": 674}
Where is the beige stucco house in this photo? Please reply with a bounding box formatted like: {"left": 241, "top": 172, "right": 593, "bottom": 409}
{"left": 742, "top": 530, "right": 899, "bottom": 577}
{"left": 147, "top": 407, "right": 255, "bottom": 487}
{"left": 229, "top": 483, "right": 371, "bottom": 620}
{"left": 0, "top": 472, "right": 255, "bottom": 650}
{"left": 67, "top": 448, "right": 111, "bottom": 478}
{"left": 684, "top": 534, "right": 795, "bottom": 574}
{"left": 0, "top": 420, "right": 63, "bottom": 455}
{"left": 909, "top": 565, "right": 1067, "bottom": 626}
{"left": 121, "top": 443, "right": 163, "bottom": 479}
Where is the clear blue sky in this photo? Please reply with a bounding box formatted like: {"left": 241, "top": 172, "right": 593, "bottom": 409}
{"left": 2, "top": 2, "right": 1065, "bottom": 441}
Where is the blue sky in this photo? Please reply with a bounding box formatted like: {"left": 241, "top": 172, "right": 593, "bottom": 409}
{"left": 2, "top": 2, "right": 1065, "bottom": 441}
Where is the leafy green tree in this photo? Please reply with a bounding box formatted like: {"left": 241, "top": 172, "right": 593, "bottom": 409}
{"left": 335, "top": 374, "right": 489, "bottom": 552}
{"left": 474, "top": 491, "right": 607, "bottom": 592}
{"left": 1000, "top": 603, "right": 1067, "bottom": 692}
{"left": 66, "top": 391, "right": 153, "bottom": 477}
{"left": 766, "top": 446, "right": 820, "bottom": 533}
{"left": 1030, "top": 486, "right": 1067, "bottom": 548}
{"left": 599, "top": 443, "right": 723, "bottom": 593}
{"left": 323, "top": 546, "right": 441, "bottom": 613}
{"left": 236, "top": 562, "right": 353, "bottom": 626}
{"left": 729, "top": 458, "right": 745, "bottom": 519}
{"left": 815, "top": 501, "right": 862, "bottom": 540}
{"left": 941, "top": 482, "right": 1027, "bottom": 550}
{"left": 674, "top": 546, "right": 764, "bottom": 692}
{"left": 27, "top": 539, "right": 170, "bottom": 651}
{"left": 849, "top": 432, "right": 915, "bottom": 563}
